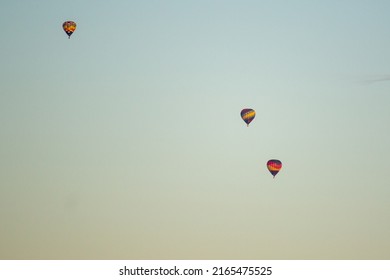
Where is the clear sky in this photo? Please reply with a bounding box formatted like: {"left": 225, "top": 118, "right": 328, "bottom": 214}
{"left": 1, "top": 0, "right": 389, "bottom": 259}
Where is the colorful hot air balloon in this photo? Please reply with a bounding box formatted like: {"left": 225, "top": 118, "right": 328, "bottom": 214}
{"left": 241, "top": 108, "right": 255, "bottom": 126}
{"left": 62, "top": 21, "right": 77, "bottom": 38}
{"left": 267, "top": 159, "right": 282, "bottom": 178}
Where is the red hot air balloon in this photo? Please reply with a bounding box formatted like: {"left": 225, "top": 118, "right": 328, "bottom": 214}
{"left": 267, "top": 159, "right": 282, "bottom": 178}
{"left": 240, "top": 108, "right": 255, "bottom": 126}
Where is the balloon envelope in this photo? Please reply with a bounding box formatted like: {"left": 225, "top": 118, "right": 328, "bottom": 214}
{"left": 63, "top": 21, "right": 76, "bottom": 38}
{"left": 241, "top": 108, "right": 255, "bottom": 126}
{"left": 267, "top": 159, "right": 282, "bottom": 178}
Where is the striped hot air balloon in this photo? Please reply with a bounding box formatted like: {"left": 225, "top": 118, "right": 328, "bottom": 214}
{"left": 62, "top": 21, "right": 77, "bottom": 38}
{"left": 267, "top": 159, "right": 282, "bottom": 178}
{"left": 240, "top": 108, "right": 255, "bottom": 126}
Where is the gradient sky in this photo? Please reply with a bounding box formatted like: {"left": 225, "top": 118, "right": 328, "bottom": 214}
{"left": 1, "top": 0, "right": 390, "bottom": 259}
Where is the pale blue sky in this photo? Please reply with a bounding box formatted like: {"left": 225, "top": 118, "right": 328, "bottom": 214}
{"left": 1, "top": 0, "right": 389, "bottom": 259}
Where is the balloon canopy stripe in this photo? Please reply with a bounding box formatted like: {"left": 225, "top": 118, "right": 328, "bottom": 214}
{"left": 242, "top": 111, "right": 255, "bottom": 120}
{"left": 267, "top": 165, "right": 281, "bottom": 171}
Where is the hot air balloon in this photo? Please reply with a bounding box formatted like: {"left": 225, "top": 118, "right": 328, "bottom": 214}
{"left": 62, "top": 21, "right": 77, "bottom": 38}
{"left": 267, "top": 159, "right": 282, "bottom": 178}
{"left": 241, "top": 108, "right": 255, "bottom": 126}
